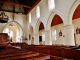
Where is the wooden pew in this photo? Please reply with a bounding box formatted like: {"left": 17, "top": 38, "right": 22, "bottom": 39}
{"left": 0, "top": 51, "right": 33, "bottom": 57}
{"left": 21, "top": 45, "right": 80, "bottom": 60}
{"left": 26, "top": 53, "right": 50, "bottom": 60}
{"left": 0, "top": 47, "right": 30, "bottom": 55}
{"left": 50, "top": 56, "right": 74, "bottom": 60}
{"left": 0, "top": 53, "right": 40, "bottom": 60}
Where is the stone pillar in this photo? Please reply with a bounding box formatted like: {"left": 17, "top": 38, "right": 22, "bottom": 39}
{"left": 45, "top": 30, "right": 52, "bottom": 45}
{"left": 34, "top": 33, "right": 39, "bottom": 45}
{"left": 64, "top": 25, "right": 75, "bottom": 46}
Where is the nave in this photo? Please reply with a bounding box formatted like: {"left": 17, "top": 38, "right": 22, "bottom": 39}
{"left": 0, "top": 44, "right": 76, "bottom": 60}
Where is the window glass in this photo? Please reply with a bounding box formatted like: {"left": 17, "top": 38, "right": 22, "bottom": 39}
{"left": 36, "top": 6, "right": 40, "bottom": 19}
{"left": 29, "top": 13, "right": 31, "bottom": 23}
{"left": 42, "top": 31, "right": 45, "bottom": 41}
{"left": 48, "top": 0, "right": 55, "bottom": 11}
{"left": 10, "top": 31, "right": 13, "bottom": 38}
{"left": 52, "top": 29, "right": 57, "bottom": 40}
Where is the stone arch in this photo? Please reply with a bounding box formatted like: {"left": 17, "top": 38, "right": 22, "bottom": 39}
{"left": 46, "top": 12, "right": 64, "bottom": 31}
{"left": 28, "top": 25, "right": 34, "bottom": 44}
{"left": 2, "top": 21, "right": 24, "bottom": 43}
{"left": 3, "top": 21, "right": 24, "bottom": 35}
{"left": 28, "top": 25, "right": 34, "bottom": 34}
{"left": 68, "top": 0, "right": 80, "bottom": 25}
{"left": 35, "top": 20, "right": 41, "bottom": 34}
{"left": 34, "top": 20, "right": 45, "bottom": 45}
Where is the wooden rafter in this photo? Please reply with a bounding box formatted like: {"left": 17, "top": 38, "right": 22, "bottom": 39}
{"left": 0, "top": 9, "right": 26, "bottom": 15}
{"left": 1, "top": 1, "right": 31, "bottom": 8}
{"left": 0, "top": 0, "right": 1, "bottom": 10}
{"left": 27, "top": 0, "right": 41, "bottom": 14}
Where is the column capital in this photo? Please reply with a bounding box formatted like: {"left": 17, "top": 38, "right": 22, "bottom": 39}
{"left": 64, "top": 25, "right": 74, "bottom": 29}
{"left": 34, "top": 33, "right": 39, "bottom": 35}
{"left": 45, "top": 30, "right": 51, "bottom": 32}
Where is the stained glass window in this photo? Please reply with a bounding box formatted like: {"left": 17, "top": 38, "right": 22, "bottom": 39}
{"left": 52, "top": 29, "right": 57, "bottom": 40}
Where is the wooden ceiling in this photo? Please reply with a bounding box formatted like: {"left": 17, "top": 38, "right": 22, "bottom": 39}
{"left": 39, "top": 22, "right": 44, "bottom": 30}
{"left": 72, "top": 4, "right": 80, "bottom": 20}
{"left": 51, "top": 15, "right": 63, "bottom": 26}
{"left": 0, "top": 0, "right": 41, "bottom": 14}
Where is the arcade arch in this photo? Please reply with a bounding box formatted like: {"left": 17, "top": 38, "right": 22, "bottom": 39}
{"left": 3, "top": 21, "right": 23, "bottom": 43}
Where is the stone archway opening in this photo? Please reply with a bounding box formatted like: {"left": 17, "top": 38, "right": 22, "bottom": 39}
{"left": 28, "top": 25, "right": 34, "bottom": 45}
{"left": 3, "top": 21, "right": 23, "bottom": 43}
{"left": 72, "top": 4, "right": 80, "bottom": 45}
{"left": 34, "top": 20, "right": 45, "bottom": 45}
{"left": 45, "top": 13, "right": 64, "bottom": 45}
{"left": 51, "top": 14, "right": 64, "bottom": 45}
{"left": 39, "top": 22, "right": 45, "bottom": 45}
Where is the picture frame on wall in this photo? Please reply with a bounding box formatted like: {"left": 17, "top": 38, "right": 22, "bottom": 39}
{"left": 59, "top": 30, "right": 62, "bottom": 37}
{"left": 76, "top": 27, "right": 79, "bottom": 34}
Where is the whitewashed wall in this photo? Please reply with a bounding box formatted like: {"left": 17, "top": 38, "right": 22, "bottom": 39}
{"left": 26, "top": 0, "right": 77, "bottom": 45}
{"left": 0, "top": 11, "right": 27, "bottom": 42}
{"left": 39, "top": 18, "right": 80, "bottom": 45}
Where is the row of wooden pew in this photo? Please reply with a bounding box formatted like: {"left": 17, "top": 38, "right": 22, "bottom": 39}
{"left": 21, "top": 45, "right": 80, "bottom": 60}
{"left": 0, "top": 46, "right": 73, "bottom": 60}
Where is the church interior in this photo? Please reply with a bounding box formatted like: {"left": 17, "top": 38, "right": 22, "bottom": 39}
{"left": 0, "top": 0, "right": 80, "bottom": 60}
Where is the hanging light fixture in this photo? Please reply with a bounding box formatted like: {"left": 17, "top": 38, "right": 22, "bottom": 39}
{"left": 16, "top": 4, "right": 23, "bottom": 15}
{"left": 0, "top": 12, "right": 9, "bottom": 23}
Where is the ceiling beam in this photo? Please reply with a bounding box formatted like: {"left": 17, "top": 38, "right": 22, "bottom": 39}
{"left": 0, "top": 9, "right": 26, "bottom": 15}
{"left": 0, "top": 0, "right": 1, "bottom": 10}
{"left": 1, "top": 1, "right": 31, "bottom": 8}
{"left": 26, "top": 0, "right": 41, "bottom": 14}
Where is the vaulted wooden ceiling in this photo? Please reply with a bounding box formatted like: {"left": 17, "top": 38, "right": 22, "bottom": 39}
{"left": 39, "top": 22, "right": 44, "bottom": 30}
{"left": 72, "top": 4, "right": 80, "bottom": 20}
{"left": 51, "top": 15, "right": 63, "bottom": 26}
{"left": 0, "top": 0, "right": 41, "bottom": 14}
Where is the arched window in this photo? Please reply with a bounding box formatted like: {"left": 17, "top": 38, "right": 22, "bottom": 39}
{"left": 16, "top": 30, "right": 20, "bottom": 42}
{"left": 5, "top": 28, "right": 9, "bottom": 33}
{"left": 29, "top": 13, "right": 31, "bottom": 23}
{"left": 5, "top": 28, "right": 9, "bottom": 35}
{"left": 48, "top": 0, "right": 55, "bottom": 11}
{"left": 10, "top": 31, "right": 13, "bottom": 38}
{"left": 36, "top": 6, "right": 40, "bottom": 19}
{"left": 17, "top": 30, "right": 19, "bottom": 36}
{"left": 52, "top": 29, "right": 57, "bottom": 40}
{"left": 42, "top": 31, "right": 45, "bottom": 41}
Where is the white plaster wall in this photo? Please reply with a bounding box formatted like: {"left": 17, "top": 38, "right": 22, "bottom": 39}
{"left": 72, "top": 18, "right": 80, "bottom": 45}
{"left": 38, "top": 18, "right": 80, "bottom": 45}
{"left": 39, "top": 23, "right": 65, "bottom": 45}
{"left": 0, "top": 0, "right": 78, "bottom": 44}
{"left": 51, "top": 24, "right": 65, "bottom": 44}
{"left": 0, "top": 11, "right": 27, "bottom": 43}
{"left": 26, "top": 0, "right": 77, "bottom": 45}
{"left": 27, "top": 0, "right": 76, "bottom": 31}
